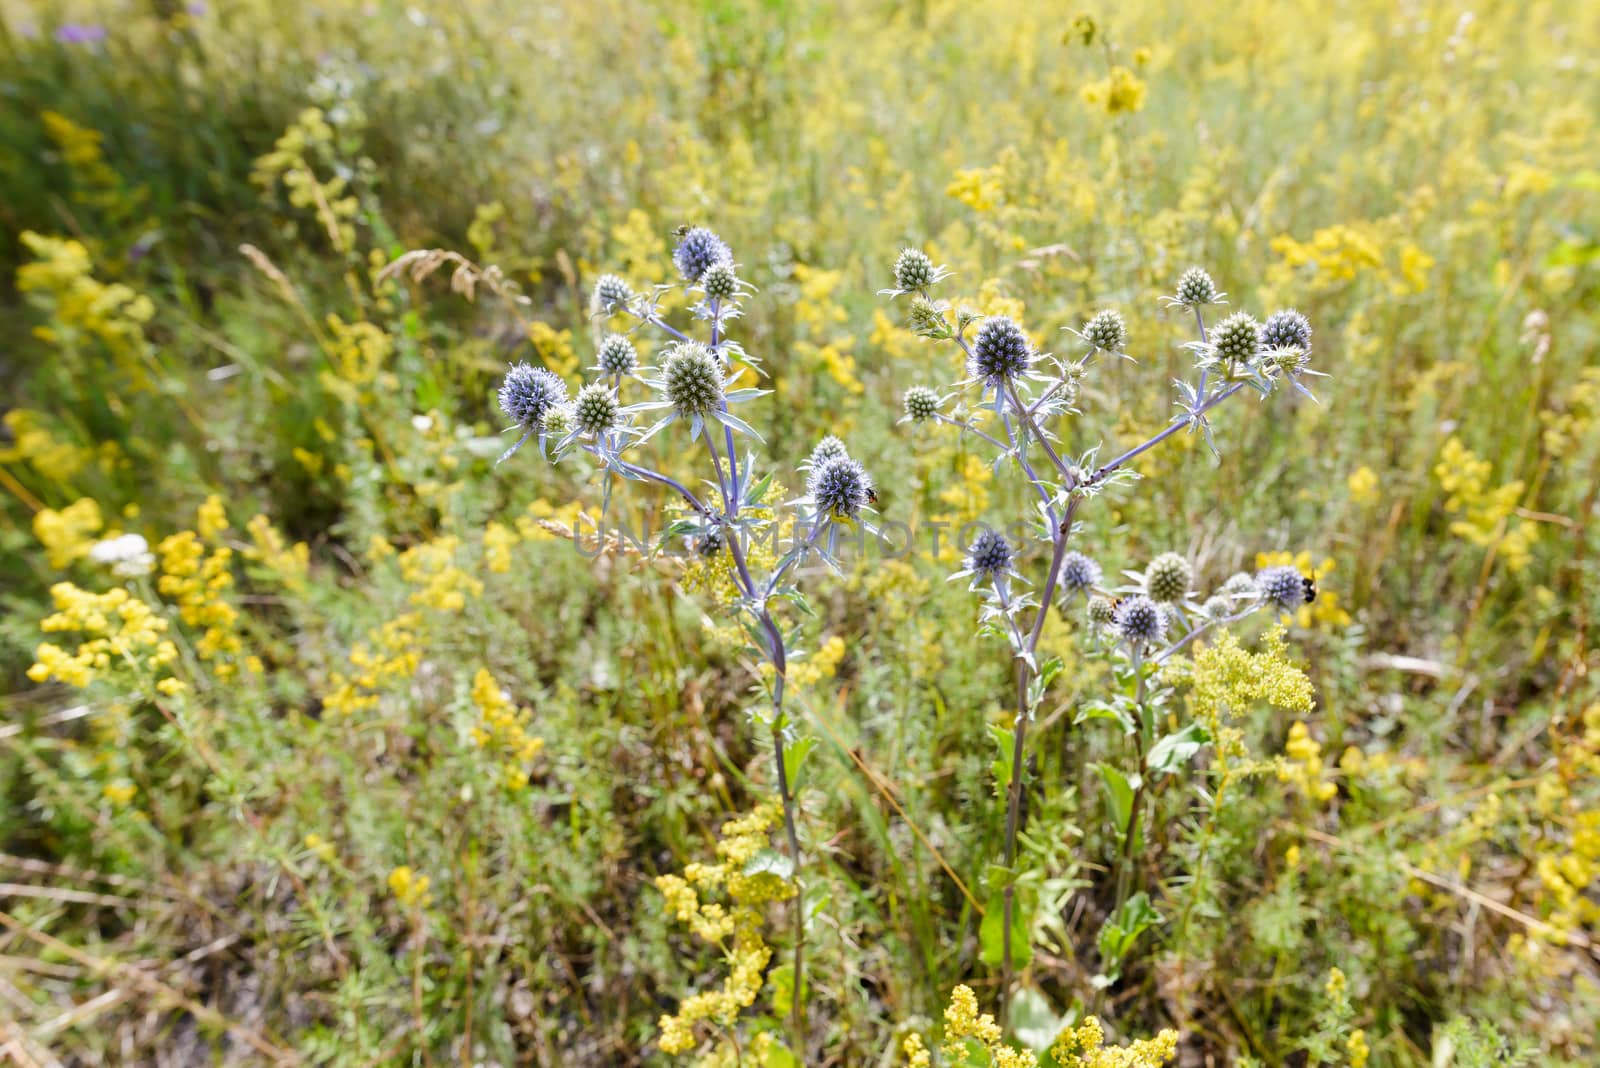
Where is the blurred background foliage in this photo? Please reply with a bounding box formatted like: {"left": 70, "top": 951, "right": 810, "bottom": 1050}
{"left": 0, "top": 0, "right": 1597, "bottom": 1064}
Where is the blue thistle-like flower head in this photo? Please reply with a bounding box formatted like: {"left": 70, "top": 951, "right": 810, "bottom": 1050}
{"left": 965, "top": 529, "right": 1013, "bottom": 581}
{"left": 1256, "top": 564, "right": 1308, "bottom": 612}
{"left": 661, "top": 342, "right": 724, "bottom": 418}
{"left": 970, "top": 316, "right": 1033, "bottom": 383}
{"left": 1115, "top": 594, "right": 1167, "bottom": 644}
{"left": 1174, "top": 267, "right": 1218, "bottom": 306}
{"left": 1203, "top": 595, "right": 1232, "bottom": 619}
{"left": 572, "top": 383, "right": 621, "bottom": 436}
{"left": 1260, "top": 309, "right": 1312, "bottom": 353}
{"left": 1221, "top": 572, "right": 1258, "bottom": 598}
{"left": 1059, "top": 551, "right": 1102, "bottom": 596}
{"left": 903, "top": 386, "right": 940, "bottom": 423}
{"left": 808, "top": 455, "right": 873, "bottom": 519}
{"left": 1087, "top": 596, "right": 1116, "bottom": 626}
{"left": 1144, "top": 552, "right": 1192, "bottom": 603}
{"left": 596, "top": 334, "right": 637, "bottom": 376}
{"left": 673, "top": 226, "right": 733, "bottom": 283}
{"left": 1081, "top": 309, "right": 1127, "bottom": 353}
{"left": 499, "top": 364, "right": 568, "bottom": 429}
{"left": 592, "top": 274, "right": 633, "bottom": 314}
{"left": 1212, "top": 312, "right": 1262, "bottom": 366}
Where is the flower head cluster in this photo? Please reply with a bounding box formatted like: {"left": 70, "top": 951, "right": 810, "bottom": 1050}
{"left": 1050, "top": 1013, "right": 1180, "bottom": 1067}
{"left": 1144, "top": 552, "right": 1192, "bottom": 603}
{"left": 895, "top": 248, "right": 934, "bottom": 291}
{"left": 902, "top": 385, "right": 941, "bottom": 423}
{"left": 699, "top": 261, "right": 739, "bottom": 300}
{"left": 498, "top": 363, "right": 567, "bottom": 430}
{"left": 1260, "top": 308, "right": 1312, "bottom": 353}
{"left": 970, "top": 316, "right": 1033, "bottom": 383}
{"left": 1210, "top": 311, "right": 1263, "bottom": 368}
{"left": 572, "top": 382, "right": 621, "bottom": 436}
{"left": 808, "top": 453, "right": 874, "bottom": 519}
{"left": 1171, "top": 267, "right": 1220, "bottom": 307}
{"left": 661, "top": 342, "right": 725, "bottom": 418}
{"left": 592, "top": 273, "right": 633, "bottom": 314}
{"left": 1115, "top": 594, "right": 1166, "bottom": 644}
{"left": 1256, "top": 564, "right": 1311, "bottom": 613}
{"left": 672, "top": 226, "right": 733, "bottom": 284}
{"left": 939, "top": 985, "right": 1036, "bottom": 1068}
{"left": 28, "top": 582, "right": 179, "bottom": 691}
{"left": 468, "top": 666, "right": 544, "bottom": 791}
{"left": 595, "top": 333, "right": 637, "bottom": 376}
{"left": 965, "top": 529, "right": 1014, "bottom": 582}
{"left": 1060, "top": 551, "right": 1102, "bottom": 597}
{"left": 1080, "top": 308, "right": 1127, "bottom": 354}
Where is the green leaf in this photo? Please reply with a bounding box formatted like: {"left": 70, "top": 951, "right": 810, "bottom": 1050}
{"left": 1097, "top": 892, "right": 1162, "bottom": 966}
{"left": 990, "top": 724, "right": 1016, "bottom": 790}
{"left": 980, "top": 890, "right": 1033, "bottom": 969}
{"left": 1146, "top": 722, "right": 1211, "bottom": 776}
{"left": 783, "top": 737, "right": 816, "bottom": 791}
{"left": 743, "top": 847, "right": 794, "bottom": 881}
{"left": 1010, "top": 987, "right": 1063, "bottom": 1054}
{"left": 769, "top": 963, "right": 806, "bottom": 1018}
{"left": 743, "top": 470, "right": 775, "bottom": 506}
{"left": 1096, "top": 763, "right": 1136, "bottom": 832}
{"left": 762, "top": 1040, "right": 800, "bottom": 1068}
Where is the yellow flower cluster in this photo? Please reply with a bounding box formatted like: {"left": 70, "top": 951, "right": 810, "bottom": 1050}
{"left": 1528, "top": 703, "right": 1600, "bottom": 942}
{"left": 1080, "top": 66, "right": 1147, "bottom": 116}
{"left": 1050, "top": 1014, "right": 1179, "bottom": 1068}
{"left": 28, "top": 582, "right": 177, "bottom": 691}
{"left": 1346, "top": 465, "right": 1379, "bottom": 507}
{"left": 938, "top": 984, "right": 1034, "bottom": 1067}
{"left": 1254, "top": 551, "right": 1351, "bottom": 631}
{"left": 1278, "top": 722, "right": 1338, "bottom": 804}
{"left": 1434, "top": 436, "right": 1538, "bottom": 574}
{"left": 319, "top": 315, "right": 394, "bottom": 402}
{"left": 387, "top": 865, "right": 432, "bottom": 910}
{"left": 769, "top": 635, "right": 846, "bottom": 690}
{"left": 468, "top": 667, "right": 544, "bottom": 791}
{"left": 1190, "top": 627, "right": 1315, "bottom": 765}
{"left": 18, "top": 232, "right": 155, "bottom": 374}
{"left": 398, "top": 535, "right": 484, "bottom": 613}
{"left": 3, "top": 409, "right": 93, "bottom": 483}
{"left": 157, "top": 506, "right": 243, "bottom": 676}
{"left": 33, "top": 497, "right": 104, "bottom": 569}
{"left": 323, "top": 613, "right": 425, "bottom": 717}
{"left": 251, "top": 107, "right": 359, "bottom": 251}
{"left": 244, "top": 514, "right": 310, "bottom": 589}
{"left": 654, "top": 802, "right": 796, "bottom": 1058}
{"left": 483, "top": 521, "right": 518, "bottom": 574}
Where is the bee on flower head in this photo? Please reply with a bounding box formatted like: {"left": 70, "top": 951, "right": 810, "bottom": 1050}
{"left": 1301, "top": 574, "right": 1318, "bottom": 604}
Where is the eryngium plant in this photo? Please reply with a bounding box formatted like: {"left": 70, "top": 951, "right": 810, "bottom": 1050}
{"left": 486, "top": 225, "right": 875, "bottom": 1060}
{"left": 887, "top": 256, "right": 1326, "bottom": 1019}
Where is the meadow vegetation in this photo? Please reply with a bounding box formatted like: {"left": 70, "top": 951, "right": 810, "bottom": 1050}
{"left": 1, "top": 1, "right": 1597, "bottom": 1065}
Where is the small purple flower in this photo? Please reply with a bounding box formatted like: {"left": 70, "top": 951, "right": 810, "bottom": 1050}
{"left": 56, "top": 23, "right": 108, "bottom": 45}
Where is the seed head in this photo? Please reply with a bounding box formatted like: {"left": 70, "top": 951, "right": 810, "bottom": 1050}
{"left": 499, "top": 364, "right": 568, "bottom": 429}
{"left": 1082, "top": 309, "right": 1127, "bottom": 353}
{"left": 661, "top": 343, "right": 724, "bottom": 418}
{"left": 903, "top": 386, "right": 940, "bottom": 423}
{"left": 572, "top": 383, "right": 621, "bottom": 436}
{"left": 672, "top": 226, "right": 733, "bottom": 284}
{"left": 1087, "top": 596, "right": 1116, "bottom": 626}
{"left": 970, "top": 316, "right": 1033, "bottom": 383}
{"left": 1256, "top": 565, "right": 1308, "bottom": 612}
{"left": 1260, "top": 309, "right": 1312, "bottom": 353}
{"left": 592, "top": 274, "right": 633, "bottom": 314}
{"left": 809, "top": 435, "right": 849, "bottom": 467}
{"left": 808, "top": 455, "right": 873, "bottom": 519}
{"left": 596, "top": 334, "right": 638, "bottom": 376}
{"left": 1115, "top": 594, "right": 1167, "bottom": 643}
{"left": 1144, "top": 552, "right": 1192, "bottom": 602}
{"left": 1174, "top": 267, "right": 1218, "bottom": 306}
{"left": 1059, "top": 551, "right": 1102, "bottom": 596}
{"left": 894, "top": 248, "right": 936, "bottom": 291}
{"left": 701, "top": 262, "right": 739, "bottom": 301}
{"left": 965, "top": 529, "right": 1013, "bottom": 581}
{"left": 1212, "top": 312, "right": 1262, "bottom": 366}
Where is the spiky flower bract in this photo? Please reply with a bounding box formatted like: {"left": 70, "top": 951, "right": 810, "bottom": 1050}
{"left": 661, "top": 342, "right": 724, "bottom": 418}
{"left": 1059, "top": 551, "right": 1102, "bottom": 596}
{"left": 701, "top": 262, "right": 739, "bottom": 301}
{"left": 1174, "top": 267, "right": 1218, "bottom": 306}
{"left": 1087, "top": 596, "right": 1116, "bottom": 626}
{"left": 810, "top": 435, "right": 849, "bottom": 467}
{"left": 1260, "top": 309, "right": 1312, "bottom": 353}
{"left": 592, "top": 273, "right": 632, "bottom": 314}
{"left": 1256, "top": 564, "right": 1309, "bottom": 612}
{"left": 965, "top": 529, "right": 1013, "bottom": 581}
{"left": 808, "top": 455, "right": 873, "bottom": 519}
{"left": 970, "top": 316, "right": 1032, "bottom": 383}
{"left": 673, "top": 226, "right": 732, "bottom": 284}
{"left": 1145, "top": 552, "right": 1192, "bottom": 602}
{"left": 903, "top": 386, "right": 940, "bottom": 423}
{"left": 894, "top": 248, "right": 935, "bottom": 291}
{"left": 1115, "top": 594, "right": 1167, "bottom": 643}
{"left": 596, "top": 334, "right": 637, "bottom": 376}
{"left": 1082, "top": 308, "right": 1127, "bottom": 353}
{"left": 1212, "top": 311, "right": 1263, "bottom": 366}
{"left": 572, "top": 383, "right": 620, "bottom": 436}
{"left": 498, "top": 364, "right": 567, "bottom": 429}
